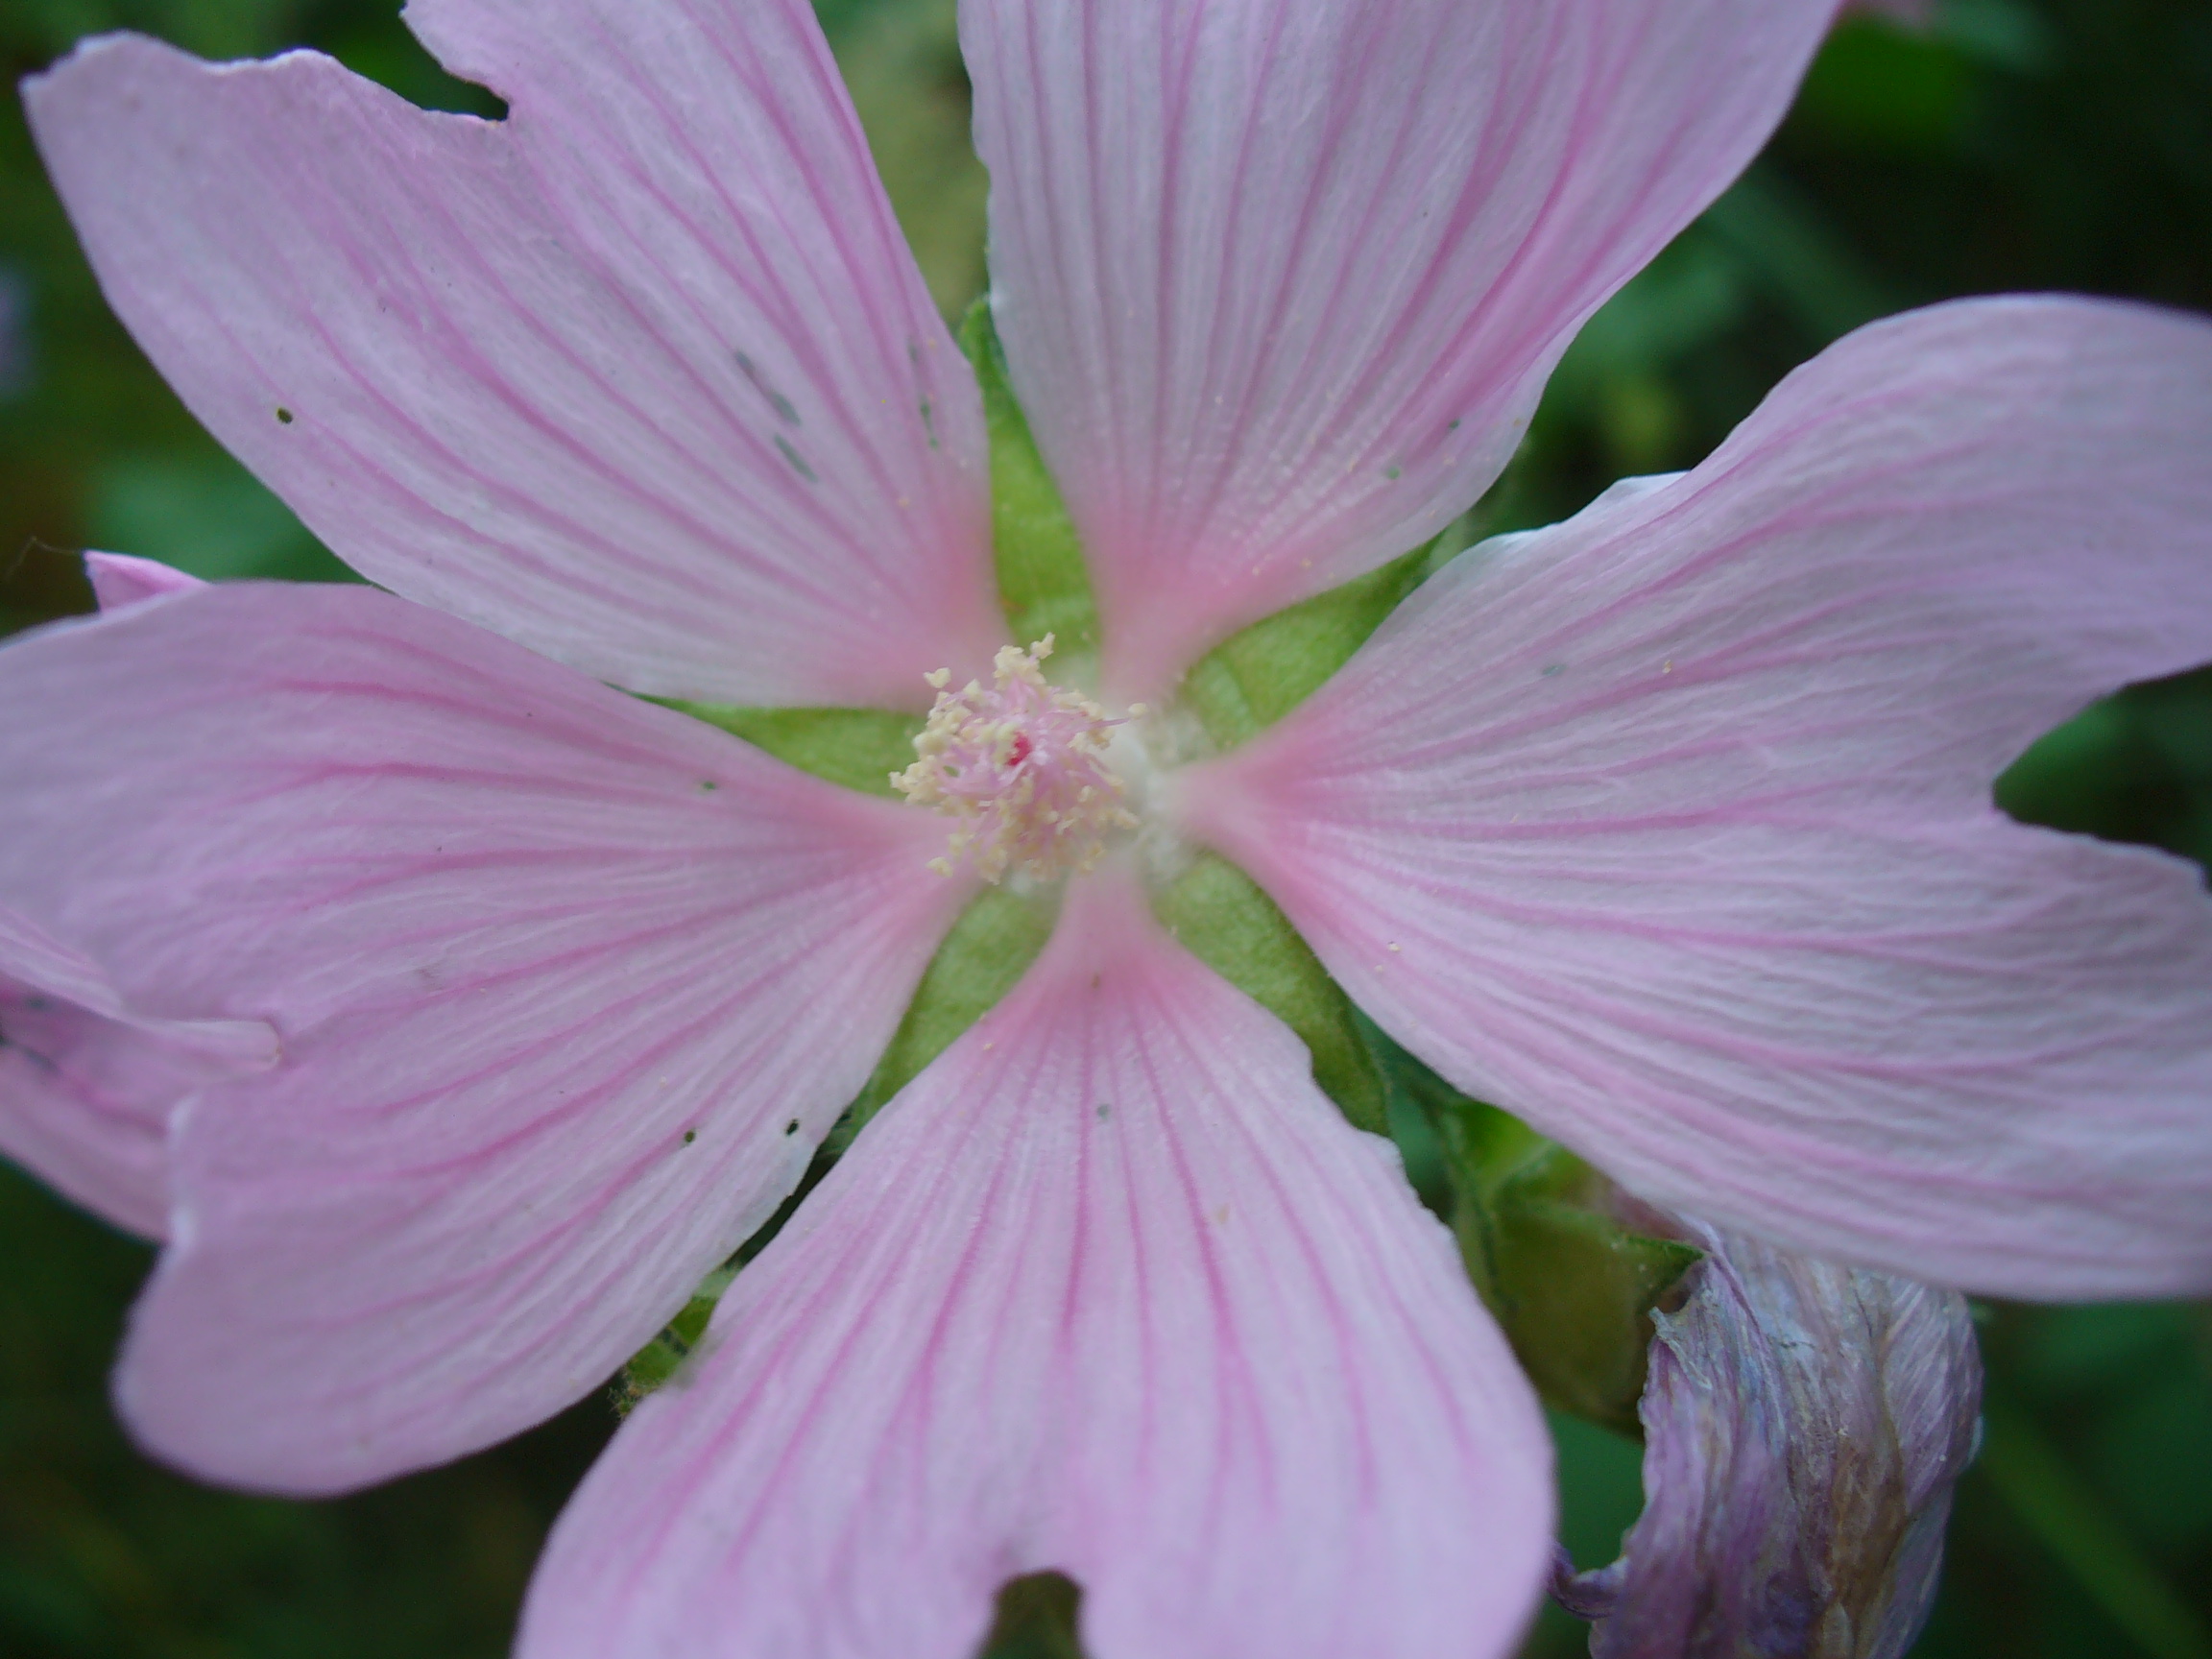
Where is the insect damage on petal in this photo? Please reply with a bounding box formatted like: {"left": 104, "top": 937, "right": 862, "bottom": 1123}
{"left": 893, "top": 637, "right": 1143, "bottom": 883}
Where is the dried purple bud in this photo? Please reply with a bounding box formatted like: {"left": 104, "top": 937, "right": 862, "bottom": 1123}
{"left": 1558, "top": 1214, "right": 1982, "bottom": 1659}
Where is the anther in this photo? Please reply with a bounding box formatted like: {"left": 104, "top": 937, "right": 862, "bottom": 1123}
{"left": 892, "top": 637, "right": 1139, "bottom": 882}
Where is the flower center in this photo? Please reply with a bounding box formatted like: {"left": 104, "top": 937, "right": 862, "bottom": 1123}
{"left": 893, "top": 637, "right": 1142, "bottom": 883}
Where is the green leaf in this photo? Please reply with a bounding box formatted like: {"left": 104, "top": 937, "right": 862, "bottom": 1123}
{"left": 649, "top": 704, "right": 924, "bottom": 800}
{"left": 1154, "top": 854, "right": 1386, "bottom": 1135}
{"left": 1368, "top": 1021, "right": 1697, "bottom": 1434}
{"left": 1176, "top": 541, "right": 1439, "bottom": 752}
{"left": 959, "top": 300, "right": 1101, "bottom": 665}
{"left": 833, "top": 883, "right": 1061, "bottom": 1147}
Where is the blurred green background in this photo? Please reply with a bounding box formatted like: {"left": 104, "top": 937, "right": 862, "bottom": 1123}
{"left": 3, "top": 0, "right": 2210, "bottom": 1655}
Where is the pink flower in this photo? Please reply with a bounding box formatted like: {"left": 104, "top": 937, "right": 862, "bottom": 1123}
{"left": 5, "top": 2, "right": 2210, "bottom": 1655}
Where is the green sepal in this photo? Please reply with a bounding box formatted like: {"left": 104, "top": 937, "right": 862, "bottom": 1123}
{"left": 1369, "top": 1022, "right": 1698, "bottom": 1434}
{"left": 958, "top": 300, "right": 1101, "bottom": 666}
{"left": 648, "top": 703, "right": 923, "bottom": 800}
{"left": 831, "top": 882, "right": 1060, "bottom": 1150}
{"left": 613, "top": 1135, "right": 850, "bottom": 1412}
{"left": 1154, "top": 854, "right": 1387, "bottom": 1135}
{"left": 1176, "top": 540, "right": 1439, "bottom": 752}
{"left": 612, "top": 1262, "right": 738, "bottom": 1416}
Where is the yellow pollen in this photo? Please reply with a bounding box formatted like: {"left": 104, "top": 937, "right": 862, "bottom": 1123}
{"left": 892, "top": 637, "right": 1138, "bottom": 883}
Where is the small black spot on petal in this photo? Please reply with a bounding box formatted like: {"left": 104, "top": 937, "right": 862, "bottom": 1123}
{"left": 683, "top": 1129, "right": 697, "bottom": 1145}
{"left": 276, "top": 407, "right": 296, "bottom": 424}
{"left": 784, "top": 1118, "right": 801, "bottom": 1136}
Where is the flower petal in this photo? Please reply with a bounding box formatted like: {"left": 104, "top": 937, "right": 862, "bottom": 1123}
{"left": 1181, "top": 297, "right": 2212, "bottom": 1299}
{"left": 1560, "top": 1212, "right": 1981, "bottom": 1659}
{"left": 1, "top": 903, "right": 275, "bottom": 1238}
{"left": 0, "top": 583, "right": 967, "bottom": 1491}
{"left": 517, "top": 869, "right": 1551, "bottom": 1659}
{"left": 26, "top": 12, "right": 1002, "bottom": 709}
{"left": 963, "top": 0, "right": 1837, "bottom": 698}
{"left": 83, "top": 550, "right": 204, "bottom": 611}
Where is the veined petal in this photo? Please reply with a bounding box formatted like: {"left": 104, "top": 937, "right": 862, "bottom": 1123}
{"left": 1561, "top": 1213, "right": 1980, "bottom": 1659}
{"left": 0, "top": 903, "right": 275, "bottom": 1239}
{"left": 1181, "top": 297, "right": 2212, "bottom": 1299}
{"left": 0, "top": 584, "right": 967, "bottom": 1491}
{"left": 517, "top": 869, "right": 1551, "bottom": 1659}
{"left": 83, "top": 550, "right": 204, "bottom": 611}
{"left": 25, "top": 9, "right": 1002, "bottom": 709}
{"left": 963, "top": 0, "right": 1836, "bottom": 700}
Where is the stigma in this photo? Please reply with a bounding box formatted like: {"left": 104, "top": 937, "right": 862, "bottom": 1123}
{"left": 893, "top": 637, "right": 1142, "bottom": 883}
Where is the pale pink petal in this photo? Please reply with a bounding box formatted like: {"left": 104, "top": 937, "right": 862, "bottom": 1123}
{"left": 84, "top": 550, "right": 204, "bottom": 611}
{"left": 1180, "top": 297, "right": 2212, "bottom": 1299}
{"left": 964, "top": 0, "right": 1838, "bottom": 699}
{"left": 517, "top": 869, "right": 1551, "bottom": 1659}
{"left": 1, "top": 903, "right": 274, "bottom": 1238}
{"left": 27, "top": 13, "right": 1001, "bottom": 709}
{"left": 0, "top": 583, "right": 968, "bottom": 1492}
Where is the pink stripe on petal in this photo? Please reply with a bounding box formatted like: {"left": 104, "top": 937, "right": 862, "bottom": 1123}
{"left": 27, "top": 12, "right": 1001, "bottom": 709}
{"left": 0, "top": 584, "right": 968, "bottom": 1492}
{"left": 964, "top": 0, "right": 1837, "bottom": 700}
{"left": 1182, "top": 297, "right": 2212, "bottom": 1300}
{"left": 517, "top": 869, "right": 1551, "bottom": 1659}
{"left": 0, "top": 904, "right": 275, "bottom": 1238}
{"left": 83, "top": 551, "right": 204, "bottom": 611}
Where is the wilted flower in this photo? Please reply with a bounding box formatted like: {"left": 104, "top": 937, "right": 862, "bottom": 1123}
{"left": 1555, "top": 1212, "right": 1982, "bottom": 1659}
{"left": 5, "top": 0, "right": 2210, "bottom": 1655}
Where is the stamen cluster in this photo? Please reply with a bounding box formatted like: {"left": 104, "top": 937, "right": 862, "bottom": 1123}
{"left": 893, "top": 637, "right": 1138, "bottom": 883}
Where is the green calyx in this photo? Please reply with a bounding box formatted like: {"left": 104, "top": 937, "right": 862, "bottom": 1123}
{"left": 1175, "top": 541, "right": 1437, "bottom": 752}
{"left": 959, "top": 300, "right": 1101, "bottom": 666}
{"left": 652, "top": 704, "right": 922, "bottom": 799}
{"left": 1368, "top": 1021, "right": 1699, "bottom": 1434}
{"left": 612, "top": 1262, "right": 736, "bottom": 1415}
{"left": 833, "top": 883, "right": 1059, "bottom": 1149}
{"left": 1153, "top": 854, "right": 1387, "bottom": 1135}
